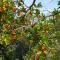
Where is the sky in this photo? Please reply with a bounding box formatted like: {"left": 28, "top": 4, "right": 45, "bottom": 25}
{"left": 36, "top": 0, "right": 58, "bottom": 15}
{"left": 24, "top": 0, "right": 58, "bottom": 15}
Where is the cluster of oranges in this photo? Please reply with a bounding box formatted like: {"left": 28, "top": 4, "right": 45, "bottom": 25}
{"left": 0, "top": 1, "right": 17, "bottom": 42}
{"left": 0, "top": 2, "right": 9, "bottom": 13}
{"left": 11, "top": 29, "right": 17, "bottom": 42}
{"left": 31, "top": 44, "right": 48, "bottom": 60}
{"left": 36, "top": 44, "right": 48, "bottom": 56}
{"left": 4, "top": 24, "right": 11, "bottom": 30}
{"left": 0, "top": 2, "right": 17, "bottom": 13}
{"left": 3, "top": 24, "right": 17, "bottom": 42}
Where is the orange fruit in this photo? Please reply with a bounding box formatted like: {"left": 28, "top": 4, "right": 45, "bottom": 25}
{"left": 5, "top": 24, "right": 11, "bottom": 30}
{"left": 36, "top": 50, "right": 41, "bottom": 55}
{"left": 44, "top": 50, "right": 48, "bottom": 54}
{"left": 42, "top": 46, "right": 47, "bottom": 51}
{"left": 0, "top": 7, "right": 3, "bottom": 13}
{"left": 3, "top": 7, "right": 7, "bottom": 11}
{"left": 11, "top": 30, "right": 16, "bottom": 35}
{"left": 12, "top": 7, "right": 17, "bottom": 12}
{"left": 19, "top": 12, "right": 25, "bottom": 16}
{"left": 5, "top": 3, "right": 9, "bottom": 8}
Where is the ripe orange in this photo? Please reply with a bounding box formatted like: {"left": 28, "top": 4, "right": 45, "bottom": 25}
{"left": 42, "top": 46, "right": 47, "bottom": 51}
{"left": 5, "top": 3, "right": 9, "bottom": 8}
{"left": 5, "top": 24, "right": 11, "bottom": 30}
{"left": 12, "top": 7, "right": 17, "bottom": 12}
{"left": 0, "top": 7, "right": 3, "bottom": 13}
{"left": 3, "top": 7, "right": 7, "bottom": 11}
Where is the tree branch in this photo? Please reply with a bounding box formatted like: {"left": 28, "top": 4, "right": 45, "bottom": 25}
{"left": 22, "top": 0, "right": 36, "bottom": 11}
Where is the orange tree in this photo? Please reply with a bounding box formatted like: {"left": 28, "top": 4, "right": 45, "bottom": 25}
{"left": 0, "top": 0, "right": 43, "bottom": 60}
{"left": 0, "top": 0, "right": 60, "bottom": 60}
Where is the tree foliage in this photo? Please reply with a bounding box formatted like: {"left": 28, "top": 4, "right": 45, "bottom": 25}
{"left": 0, "top": 0, "right": 60, "bottom": 60}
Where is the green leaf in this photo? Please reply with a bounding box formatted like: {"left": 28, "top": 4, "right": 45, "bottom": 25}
{"left": 27, "top": 34, "right": 33, "bottom": 40}
{"left": 42, "top": 35, "right": 48, "bottom": 46}
{"left": 37, "top": 2, "right": 42, "bottom": 7}
{"left": 40, "top": 56, "right": 45, "bottom": 60}
{"left": 0, "top": 23, "right": 3, "bottom": 29}
{"left": 56, "top": 31, "right": 60, "bottom": 41}
{"left": 36, "top": 9, "right": 40, "bottom": 16}
{"left": 58, "top": 1, "right": 60, "bottom": 5}
{"left": 0, "top": 2, "right": 3, "bottom": 7}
